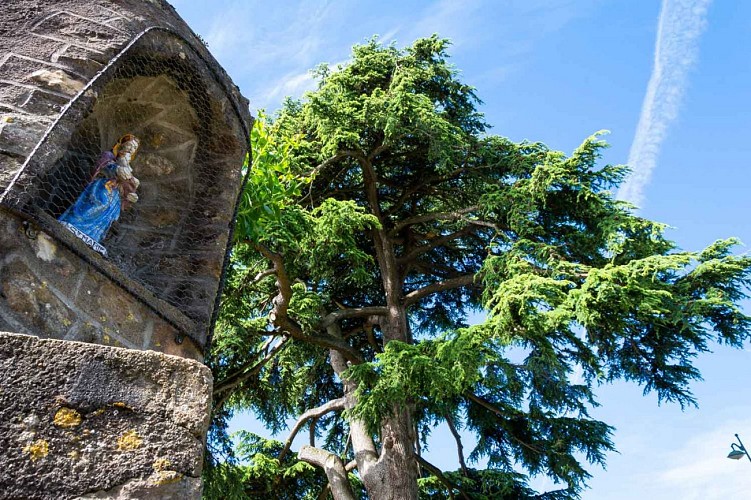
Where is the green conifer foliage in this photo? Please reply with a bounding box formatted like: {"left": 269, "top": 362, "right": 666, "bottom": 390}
{"left": 205, "top": 36, "right": 751, "bottom": 499}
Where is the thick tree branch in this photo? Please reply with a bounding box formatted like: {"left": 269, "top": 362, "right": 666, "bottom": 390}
{"left": 415, "top": 456, "right": 471, "bottom": 500}
{"left": 326, "top": 324, "right": 381, "bottom": 480}
{"left": 404, "top": 274, "right": 477, "bottom": 306}
{"left": 359, "top": 155, "right": 383, "bottom": 220}
{"left": 397, "top": 227, "right": 475, "bottom": 265}
{"left": 257, "top": 244, "right": 364, "bottom": 363}
{"left": 320, "top": 306, "right": 389, "bottom": 328}
{"left": 367, "top": 142, "right": 389, "bottom": 161}
{"left": 310, "top": 150, "right": 363, "bottom": 178}
{"left": 299, "top": 445, "right": 356, "bottom": 500}
{"left": 310, "top": 417, "right": 317, "bottom": 447}
{"left": 390, "top": 206, "right": 480, "bottom": 235}
{"left": 278, "top": 397, "right": 347, "bottom": 462}
{"left": 241, "top": 268, "right": 275, "bottom": 290}
{"left": 316, "top": 461, "right": 358, "bottom": 500}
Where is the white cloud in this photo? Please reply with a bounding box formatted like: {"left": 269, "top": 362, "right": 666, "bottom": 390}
{"left": 618, "top": 0, "right": 713, "bottom": 208}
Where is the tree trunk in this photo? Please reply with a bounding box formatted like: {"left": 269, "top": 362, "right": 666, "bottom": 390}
{"left": 373, "top": 410, "right": 419, "bottom": 500}
{"left": 371, "top": 228, "right": 420, "bottom": 499}
{"left": 327, "top": 321, "right": 419, "bottom": 500}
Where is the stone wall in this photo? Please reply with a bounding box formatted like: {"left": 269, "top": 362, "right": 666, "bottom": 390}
{"left": 0, "top": 332, "right": 212, "bottom": 499}
{"left": 0, "top": 0, "right": 252, "bottom": 350}
{"left": 0, "top": 3, "right": 252, "bottom": 497}
{"left": 0, "top": 210, "right": 202, "bottom": 360}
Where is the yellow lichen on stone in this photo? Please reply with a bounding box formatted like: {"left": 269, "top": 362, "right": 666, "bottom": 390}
{"left": 91, "top": 408, "right": 105, "bottom": 417}
{"left": 53, "top": 407, "right": 82, "bottom": 428}
{"left": 153, "top": 457, "right": 171, "bottom": 471}
{"left": 112, "top": 401, "right": 129, "bottom": 409}
{"left": 152, "top": 470, "right": 183, "bottom": 485}
{"left": 117, "top": 429, "right": 143, "bottom": 451}
{"left": 23, "top": 439, "right": 49, "bottom": 461}
{"left": 68, "top": 450, "right": 80, "bottom": 460}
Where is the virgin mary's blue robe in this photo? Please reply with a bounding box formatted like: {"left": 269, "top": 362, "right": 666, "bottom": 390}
{"left": 59, "top": 152, "right": 121, "bottom": 244}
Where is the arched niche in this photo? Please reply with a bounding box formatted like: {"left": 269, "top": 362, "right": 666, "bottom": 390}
{"left": 2, "top": 29, "right": 249, "bottom": 348}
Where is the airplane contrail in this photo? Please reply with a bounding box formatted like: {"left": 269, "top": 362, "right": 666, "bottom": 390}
{"left": 618, "top": 0, "right": 712, "bottom": 207}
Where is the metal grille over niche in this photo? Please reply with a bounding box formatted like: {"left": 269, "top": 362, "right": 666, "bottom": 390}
{"left": 0, "top": 28, "right": 251, "bottom": 351}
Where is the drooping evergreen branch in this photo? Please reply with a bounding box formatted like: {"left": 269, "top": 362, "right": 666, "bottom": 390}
{"left": 415, "top": 455, "right": 471, "bottom": 500}
{"left": 213, "top": 336, "right": 290, "bottom": 399}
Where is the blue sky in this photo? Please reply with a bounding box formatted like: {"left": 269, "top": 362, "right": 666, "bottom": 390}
{"left": 171, "top": 0, "right": 751, "bottom": 497}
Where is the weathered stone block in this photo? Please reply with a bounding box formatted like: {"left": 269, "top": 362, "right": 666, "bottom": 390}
{"left": 0, "top": 332, "right": 212, "bottom": 499}
{"left": 0, "top": 114, "right": 49, "bottom": 157}
{"left": 30, "top": 69, "right": 86, "bottom": 96}
{"left": 0, "top": 153, "right": 22, "bottom": 192}
{"left": 1, "top": 259, "right": 75, "bottom": 336}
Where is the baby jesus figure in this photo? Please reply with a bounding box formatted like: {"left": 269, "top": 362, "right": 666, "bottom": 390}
{"left": 58, "top": 134, "right": 141, "bottom": 256}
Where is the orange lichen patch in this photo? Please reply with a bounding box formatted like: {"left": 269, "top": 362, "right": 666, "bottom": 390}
{"left": 153, "top": 457, "right": 171, "bottom": 471}
{"left": 53, "top": 407, "right": 82, "bottom": 428}
{"left": 117, "top": 429, "right": 143, "bottom": 451}
{"left": 23, "top": 439, "right": 49, "bottom": 461}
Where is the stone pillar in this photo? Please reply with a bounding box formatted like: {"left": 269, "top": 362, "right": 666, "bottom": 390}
{"left": 0, "top": 333, "right": 211, "bottom": 499}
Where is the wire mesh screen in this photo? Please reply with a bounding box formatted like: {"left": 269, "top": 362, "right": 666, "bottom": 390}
{"left": 0, "top": 29, "right": 249, "bottom": 347}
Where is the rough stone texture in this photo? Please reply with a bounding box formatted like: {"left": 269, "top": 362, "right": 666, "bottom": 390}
{"left": 0, "top": 210, "right": 202, "bottom": 361}
{"left": 0, "top": 331, "right": 212, "bottom": 500}
{"left": 0, "top": 0, "right": 252, "bottom": 350}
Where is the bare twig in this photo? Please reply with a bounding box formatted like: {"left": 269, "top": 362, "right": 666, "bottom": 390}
{"left": 445, "top": 414, "right": 469, "bottom": 475}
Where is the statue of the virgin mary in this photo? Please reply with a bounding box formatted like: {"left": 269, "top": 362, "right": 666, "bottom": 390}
{"left": 58, "top": 134, "right": 141, "bottom": 256}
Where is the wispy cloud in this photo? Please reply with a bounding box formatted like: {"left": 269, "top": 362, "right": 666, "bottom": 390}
{"left": 201, "top": 0, "right": 346, "bottom": 111}
{"left": 618, "top": 0, "right": 712, "bottom": 207}
{"left": 194, "top": 0, "right": 596, "bottom": 114}
{"left": 257, "top": 60, "right": 345, "bottom": 112}
{"left": 652, "top": 416, "right": 751, "bottom": 499}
